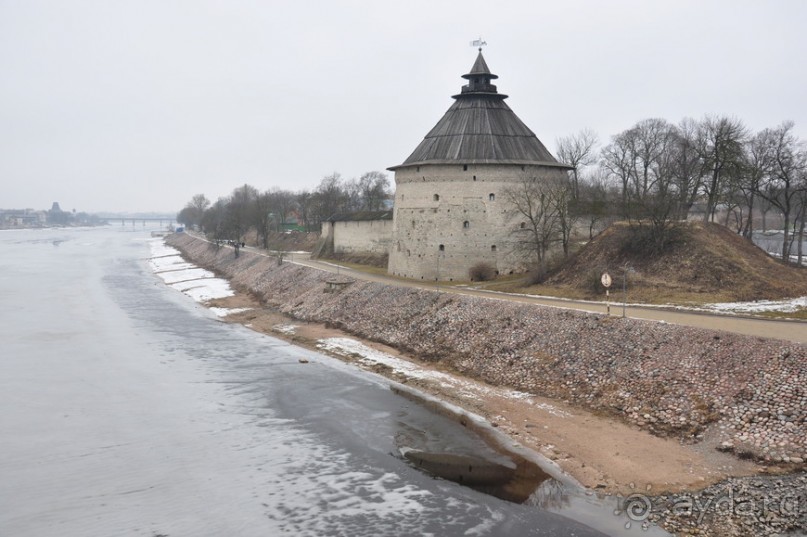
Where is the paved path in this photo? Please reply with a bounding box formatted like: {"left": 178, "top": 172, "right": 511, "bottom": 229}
{"left": 189, "top": 234, "right": 807, "bottom": 345}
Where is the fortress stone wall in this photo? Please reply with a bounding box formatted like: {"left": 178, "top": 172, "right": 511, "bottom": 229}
{"left": 389, "top": 164, "right": 567, "bottom": 281}
{"left": 329, "top": 219, "right": 392, "bottom": 255}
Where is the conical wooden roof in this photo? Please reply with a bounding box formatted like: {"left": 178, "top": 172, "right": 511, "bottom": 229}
{"left": 390, "top": 52, "right": 569, "bottom": 170}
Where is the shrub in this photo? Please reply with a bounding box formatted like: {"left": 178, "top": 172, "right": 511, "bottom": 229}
{"left": 526, "top": 265, "right": 549, "bottom": 285}
{"left": 469, "top": 262, "right": 496, "bottom": 282}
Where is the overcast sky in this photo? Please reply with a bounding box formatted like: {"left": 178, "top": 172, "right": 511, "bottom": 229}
{"left": 2, "top": 0, "right": 806, "bottom": 213}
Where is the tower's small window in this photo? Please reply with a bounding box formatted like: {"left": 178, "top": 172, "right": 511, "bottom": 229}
{"left": 416, "top": 166, "right": 420, "bottom": 172}
{"left": 433, "top": 194, "right": 440, "bottom": 201}
{"left": 411, "top": 220, "right": 415, "bottom": 228}
{"left": 491, "top": 245, "right": 497, "bottom": 252}
{"left": 463, "top": 220, "right": 470, "bottom": 229}
{"left": 463, "top": 164, "right": 468, "bottom": 171}
{"left": 520, "top": 222, "right": 526, "bottom": 229}
{"left": 473, "top": 175, "right": 477, "bottom": 181}
{"left": 488, "top": 193, "right": 495, "bottom": 201}
{"left": 438, "top": 244, "right": 445, "bottom": 252}
{"left": 521, "top": 166, "right": 525, "bottom": 171}
{"left": 407, "top": 250, "right": 411, "bottom": 257}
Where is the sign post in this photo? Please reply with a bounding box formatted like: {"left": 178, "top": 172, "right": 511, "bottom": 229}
{"left": 601, "top": 272, "right": 612, "bottom": 316}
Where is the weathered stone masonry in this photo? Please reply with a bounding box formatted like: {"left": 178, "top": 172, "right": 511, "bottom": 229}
{"left": 387, "top": 51, "right": 572, "bottom": 281}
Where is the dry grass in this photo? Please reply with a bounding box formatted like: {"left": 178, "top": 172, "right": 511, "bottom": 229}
{"left": 540, "top": 222, "right": 807, "bottom": 304}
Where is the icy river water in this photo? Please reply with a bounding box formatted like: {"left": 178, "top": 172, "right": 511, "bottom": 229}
{"left": 0, "top": 226, "right": 659, "bottom": 537}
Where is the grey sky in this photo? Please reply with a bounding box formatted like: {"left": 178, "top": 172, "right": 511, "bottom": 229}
{"left": 2, "top": 0, "right": 805, "bottom": 213}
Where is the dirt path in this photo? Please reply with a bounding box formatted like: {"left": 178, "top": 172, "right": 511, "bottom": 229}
{"left": 210, "top": 292, "right": 764, "bottom": 496}
{"left": 289, "top": 256, "right": 807, "bottom": 344}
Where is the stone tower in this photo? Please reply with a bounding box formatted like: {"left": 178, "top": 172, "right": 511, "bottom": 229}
{"left": 387, "top": 51, "right": 571, "bottom": 281}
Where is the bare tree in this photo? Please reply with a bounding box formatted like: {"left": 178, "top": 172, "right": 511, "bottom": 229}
{"left": 696, "top": 115, "right": 748, "bottom": 223}
{"left": 795, "top": 189, "right": 807, "bottom": 265}
{"left": 253, "top": 190, "right": 274, "bottom": 249}
{"left": 312, "top": 172, "right": 349, "bottom": 225}
{"left": 736, "top": 130, "right": 774, "bottom": 238}
{"left": 177, "top": 193, "right": 210, "bottom": 229}
{"left": 503, "top": 174, "right": 564, "bottom": 274}
{"left": 576, "top": 168, "right": 616, "bottom": 239}
{"left": 601, "top": 130, "right": 634, "bottom": 211}
{"left": 357, "top": 171, "right": 391, "bottom": 211}
{"left": 671, "top": 118, "right": 703, "bottom": 220}
{"left": 602, "top": 118, "right": 683, "bottom": 251}
{"left": 757, "top": 121, "right": 807, "bottom": 262}
{"left": 266, "top": 188, "right": 297, "bottom": 226}
{"left": 200, "top": 198, "right": 229, "bottom": 242}
{"left": 296, "top": 190, "right": 315, "bottom": 231}
{"left": 556, "top": 129, "right": 599, "bottom": 200}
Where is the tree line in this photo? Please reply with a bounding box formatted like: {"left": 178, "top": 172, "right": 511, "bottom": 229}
{"left": 177, "top": 171, "right": 391, "bottom": 248}
{"left": 512, "top": 116, "right": 807, "bottom": 270}
{"left": 177, "top": 115, "right": 806, "bottom": 268}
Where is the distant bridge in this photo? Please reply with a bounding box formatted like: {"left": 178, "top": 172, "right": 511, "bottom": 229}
{"left": 117, "top": 217, "right": 175, "bottom": 227}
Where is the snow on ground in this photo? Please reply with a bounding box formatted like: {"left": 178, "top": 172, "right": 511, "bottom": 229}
{"left": 703, "top": 296, "right": 807, "bottom": 313}
{"left": 149, "top": 241, "right": 181, "bottom": 258}
{"left": 149, "top": 254, "right": 196, "bottom": 272}
{"left": 209, "top": 307, "right": 252, "bottom": 317}
{"left": 170, "top": 279, "right": 234, "bottom": 302}
{"left": 155, "top": 267, "right": 216, "bottom": 284}
{"left": 148, "top": 238, "right": 235, "bottom": 304}
{"left": 316, "top": 337, "right": 569, "bottom": 417}
{"left": 273, "top": 324, "right": 299, "bottom": 335}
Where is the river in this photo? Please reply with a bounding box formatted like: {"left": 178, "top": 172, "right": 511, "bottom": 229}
{"left": 0, "top": 225, "right": 663, "bottom": 536}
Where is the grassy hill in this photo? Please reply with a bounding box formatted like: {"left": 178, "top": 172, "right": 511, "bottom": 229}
{"left": 536, "top": 222, "right": 807, "bottom": 304}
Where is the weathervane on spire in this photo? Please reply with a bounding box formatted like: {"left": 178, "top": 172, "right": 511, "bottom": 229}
{"left": 470, "top": 37, "right": 487, "bottom": 51}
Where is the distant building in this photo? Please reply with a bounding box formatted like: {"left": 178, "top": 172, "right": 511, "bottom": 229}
{"left": 0, "top": 209, "right": 47, "bottom": 227}
{"left": 387, "top": 51, "right": 572, "bottom": 281}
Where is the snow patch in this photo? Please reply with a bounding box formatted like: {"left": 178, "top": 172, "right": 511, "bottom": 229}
{"left": 148, "top": 238, "right": 237, "bottom": 304}
{"left": 209, "top": 307, "right": 252, "bottom": 317}
{"left": 315, "top": 337, "right": 568, "bottom": 416}
{"left": 704, "top": 296, "right": 807, "bottom": 313}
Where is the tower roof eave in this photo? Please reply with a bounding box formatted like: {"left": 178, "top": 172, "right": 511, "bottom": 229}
{"left": 387, "top": 159, "right": 574, "bottom": 172}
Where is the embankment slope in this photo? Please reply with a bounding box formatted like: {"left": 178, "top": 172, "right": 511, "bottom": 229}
{"left": 167, "top": 233, "right": 807, "bottom": 465}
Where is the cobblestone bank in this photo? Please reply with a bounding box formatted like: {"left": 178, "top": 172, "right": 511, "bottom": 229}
{"left": 167, "top": 234, "right": 807, "bottom": 466}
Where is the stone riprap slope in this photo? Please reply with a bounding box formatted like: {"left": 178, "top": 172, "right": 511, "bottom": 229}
{"left": 167, "top": 234, "right": 807, "bottom": 465}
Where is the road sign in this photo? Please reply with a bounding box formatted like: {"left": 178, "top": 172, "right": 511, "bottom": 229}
{"left": 601, "top": 272, "right": 612, "bottom": 288}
